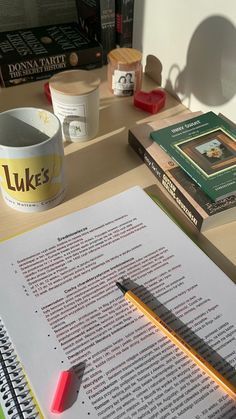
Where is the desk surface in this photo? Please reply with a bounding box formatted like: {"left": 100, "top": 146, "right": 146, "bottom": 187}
{"left": 0, "top": 67, "right": 235, "bottom": 281}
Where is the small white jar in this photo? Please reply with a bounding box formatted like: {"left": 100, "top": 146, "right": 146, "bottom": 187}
{"left": 49, "top": 70, "right": 100, "bottom": 142}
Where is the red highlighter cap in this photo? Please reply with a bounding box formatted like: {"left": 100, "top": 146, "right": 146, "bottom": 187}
{"left": 50, "top": 370, "right": 72, "bottom": 413}
{"left": 44, "top": 82, "right": 52, "bottom": 104}
{"left": 133, "top": 89, "right": 166, "bottom": 114}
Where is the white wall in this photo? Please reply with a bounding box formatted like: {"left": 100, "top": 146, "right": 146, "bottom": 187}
{"left": 133, "top": 0, "right": 236, "bottom": 121}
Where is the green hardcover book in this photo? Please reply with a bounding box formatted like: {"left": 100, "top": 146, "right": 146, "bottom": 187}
{"left": 150, "top": 112, "right": 236, "bottom": 202}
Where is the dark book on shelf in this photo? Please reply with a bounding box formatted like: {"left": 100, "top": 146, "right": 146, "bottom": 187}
{"left": 115, "top": 0, "right": 134, "bottom": 47}
{"left": 76, "top": 0, "right": 116, "bottom": 63}
{"left": 150, "top": 112, "right": 236, "bottom": 202}
{"left": 0, "top": 22, "right": 102, "bottom": 87}
{"left": 128, "top": 112, "right": 236, "bottom": 231}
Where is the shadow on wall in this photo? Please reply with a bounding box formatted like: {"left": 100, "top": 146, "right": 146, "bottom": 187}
{"left": 145, "top": 55, "right": 163, "bottom": 86}
{"left": 165, "top": 16, "right": 236, "bottom": 108}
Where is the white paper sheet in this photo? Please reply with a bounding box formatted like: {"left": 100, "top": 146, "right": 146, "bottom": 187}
{"left": 0, "top": 187, "right": 235, "bottom": 418}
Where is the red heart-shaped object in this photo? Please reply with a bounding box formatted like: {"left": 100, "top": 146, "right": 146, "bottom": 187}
{"left": 133, "top": 89, "right": 166, "bottom": 114}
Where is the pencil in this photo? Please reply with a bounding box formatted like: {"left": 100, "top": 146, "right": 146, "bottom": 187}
{"left": 116, "top": 282, "right": 236, "bottom": 400}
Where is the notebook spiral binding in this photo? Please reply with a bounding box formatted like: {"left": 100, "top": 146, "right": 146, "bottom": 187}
{"left": 0, "top": 320, "right": 40, "bottom": 419}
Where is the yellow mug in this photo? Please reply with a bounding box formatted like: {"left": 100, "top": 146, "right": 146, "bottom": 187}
{"left": 0, "top": 107, "right": 66, "bottom": 212}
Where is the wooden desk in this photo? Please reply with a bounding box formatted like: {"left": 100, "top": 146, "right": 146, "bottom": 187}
{"left": 0, "top": 67, "right": 235, "bottom": 281}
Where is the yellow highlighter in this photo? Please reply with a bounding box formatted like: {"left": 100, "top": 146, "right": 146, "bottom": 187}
{"left": 116, "top": 282, "right": 236, "bottom": 401}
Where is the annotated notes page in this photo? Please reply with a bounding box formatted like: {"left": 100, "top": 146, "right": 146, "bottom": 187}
{"left": 0, "top": 187, "right": 235, "bottom": 418}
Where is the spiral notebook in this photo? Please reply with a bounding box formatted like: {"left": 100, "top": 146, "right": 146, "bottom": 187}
{"left": 0, "top": 187, "right": 235, "bottom": 418}
{"left": 0, "top": 320, "right": 42, "bottom": 419}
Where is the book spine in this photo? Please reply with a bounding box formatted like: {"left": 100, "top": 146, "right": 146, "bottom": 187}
{"left": 115, "top": 0, "right": 134, "bottom": 47}
{"left": 128, "top": 130, "right": 204, "bottom": 231}
{"left": 0, "top": 54, "right": 66, "bottom": 87}
{"left": 100, "top": 0, "right": 116, "bottom": 62}
{"left": 75, "top": 0, "right": 116, "bottom": 64}
{"left": 0, "top": 48, "right": 102, "bottom": 87}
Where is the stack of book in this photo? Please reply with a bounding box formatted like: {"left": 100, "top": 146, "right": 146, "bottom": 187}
{"left": 0, "top": 22, "right": 103, "bottom": 87}
{"left": 0, "top": 1, "right": 135, "bottom": 87}
{"left": 128, "top": 111, "right": 236, "bottom": 231}
{"left": 75, "top": 0, "right": 135, "bottom": 63}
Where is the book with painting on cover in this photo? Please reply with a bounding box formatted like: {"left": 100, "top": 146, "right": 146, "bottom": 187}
{"left": 128, "top": 113, "right": 236, "bottom": 232}
{"left": 0, "top": 187, "right": 236, "bottom": 418}
{"left": 150, "top": 112, "right": 236, "bottom": 202}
